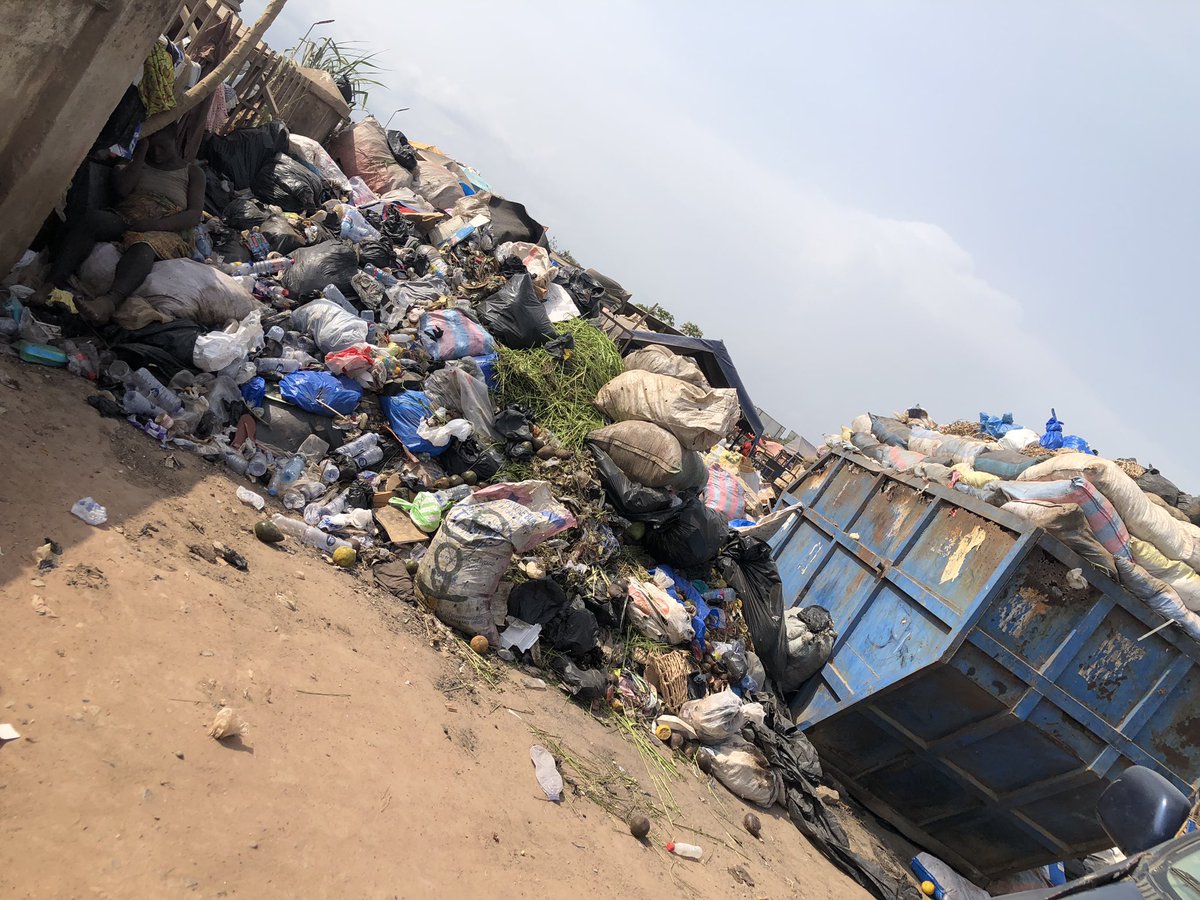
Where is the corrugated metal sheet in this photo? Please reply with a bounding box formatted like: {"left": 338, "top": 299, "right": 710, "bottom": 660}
{"left": 769, "top": 451, "right": 1200, "bottom": 884}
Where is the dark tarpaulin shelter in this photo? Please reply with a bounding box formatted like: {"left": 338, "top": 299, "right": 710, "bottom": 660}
{"left": 623, "top": 331, "right": 766, "bottom": 438}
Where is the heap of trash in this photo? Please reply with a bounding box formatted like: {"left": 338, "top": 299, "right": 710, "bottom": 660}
{"left": 826, "top": 407, "right": 1200, "bottom": 641}
{"left": 1, "top": 105, "right": 910, "bottom": 898}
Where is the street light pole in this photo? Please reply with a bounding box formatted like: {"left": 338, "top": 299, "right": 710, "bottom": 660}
{"left": 384, "top": 108, "right": 411, "bottom": 130}
{"left": 291, "top": 19, "right": 335, "bottom": 61}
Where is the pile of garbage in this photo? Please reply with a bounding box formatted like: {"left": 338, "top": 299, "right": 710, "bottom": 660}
{"left": 826, "top": 406, "right": 1200, "bottom": 642}
{"left": 2, "top": 109, "right": 909, "bottom": 898}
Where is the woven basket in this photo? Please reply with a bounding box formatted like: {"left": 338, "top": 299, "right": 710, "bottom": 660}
{"left": 644, "top": 651, "right": 691, "bottom": 713}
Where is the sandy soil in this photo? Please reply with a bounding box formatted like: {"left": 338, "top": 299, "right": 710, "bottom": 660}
{"left": 0, "top": 357, "right": 896, "bottom": 899}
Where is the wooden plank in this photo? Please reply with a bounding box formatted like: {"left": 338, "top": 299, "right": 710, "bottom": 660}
{"left": 375, "top": 507, "right": 430, "bottom": 545}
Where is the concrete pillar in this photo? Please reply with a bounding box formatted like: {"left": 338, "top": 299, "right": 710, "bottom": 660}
{"left": 0, "top": 0, "right": 181, "bottom": 278}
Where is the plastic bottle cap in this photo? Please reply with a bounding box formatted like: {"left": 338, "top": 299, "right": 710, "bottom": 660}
{"left": 666, "top": 842, "right": 676, "bottom": 853}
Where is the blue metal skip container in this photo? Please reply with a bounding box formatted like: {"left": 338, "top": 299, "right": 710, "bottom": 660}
{"left": 769, "top": 451, "right": 1200, "bottom": 884}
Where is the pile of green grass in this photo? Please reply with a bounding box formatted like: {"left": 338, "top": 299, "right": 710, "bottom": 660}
{"left": 496, "top": 320, "right": 624, "bottom": 449}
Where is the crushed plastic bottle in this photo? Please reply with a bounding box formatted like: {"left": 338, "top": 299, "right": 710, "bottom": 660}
{"left": 267, "top": 454, "right": 306, "bottom": 497}
{"left": 666, "top": 841, "right": 703, "bottom": 861}
{"left": 530, "top": 744, "right": 562, "bottom": 802}
{"left": 270, "top": 514, "right": 353, "bottom": 552}
{"left": 131, "top": 367, "right": 183, "bottom": 413}
{"left": 236, "top": 486, "right": 265, "bottom": 511}
{"left": 71, "top": 497, "right": 108, "bottom": 526}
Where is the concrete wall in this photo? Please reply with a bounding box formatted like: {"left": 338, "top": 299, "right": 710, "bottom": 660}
{"left": 0, "top": 0, "right": 181, "bottom": 278}
{"left": 286, "top": 68, "right": 351, "bottom": 144}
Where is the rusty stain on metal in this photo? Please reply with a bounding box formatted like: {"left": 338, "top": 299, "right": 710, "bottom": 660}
{"left": 940, "top": 526, "right": 987, "bottom": 584}
{"left": 998, "top": 586, "right": 1050, "bottom": 638}
{"left": 1077, "top": 628, "right": 1146, "bottom": 702}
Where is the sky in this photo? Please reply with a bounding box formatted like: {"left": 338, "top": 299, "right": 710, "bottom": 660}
{"left": 242, "top": 0, "right": 1200, "bottom": 486}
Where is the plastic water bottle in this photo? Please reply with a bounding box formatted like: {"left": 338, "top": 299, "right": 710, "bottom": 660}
{"left": 530, "top": 745, "right": 562, "bottom": 802}
{"left": 320, "top": 284, "right": 357, "bottom": 314}
{"left": 266, "top": 325, "right": 286, "bottom": 344}
{"left": 122, "top": 389, "right": 167, "bottom": 419}
{"left": 71, "top": 497, "right": 108, "bottom": 526}
{"left": 431, "top": 484, "right": 472, "bottom": 508}
{"left": 194, "top": 223, "right": 213, "bottom": 260}
{"left": 282, "top": 481, "right": 325, "bottom": 510}
{"left": 222, "top": 450, "right": 249, "bottom": 476}
{"left": 346, "top": 445, "right": 383, "bottom": 470}
{"left": 320, "top": 459, "right": 341, "bottom": 484}
{"left": 703, "top": 588, "right": 736, "bottom": 604}
{"left": 246, "top": 450, "right": 271, "bottom": 478}
{"left": 256, "top": 357, "right": 300, "bottom": 375}
{"left": 335, "top": 433, "right": 380, "bottom": 460}
{"left": 305, "top": 488, "right": 348, "bottom": 525}
{"left": 236, "top": 486, "right": 265, "bottom": 511}
{"left": 297, "top": 434, "right": 330, "bottom": 464}
{"left": 338, "top": 205, "right": 379, "bottom": 242}
{"left": 363, "top": 264, "right": 399, "bottom": 287}
{"left": 267, "top": 454, "right": 306, "bottom": 497}
{"left": 271, "top": 514, "right": 352, "bottom": 552}
{"left": 131, "top": 367, "right": 183, "bottom": 413}
{"left": 666, "top": 842, "right": 702, "bottom": 861}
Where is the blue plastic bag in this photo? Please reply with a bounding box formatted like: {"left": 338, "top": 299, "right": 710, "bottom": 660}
{"left": 1040, "top": 408, "right": 1093, "bottom": 454}
{"left": 979, "top": 411, "right": 1019, "bottom": 438}
{"left": 279, "top": 371, "right": 362, "bottom": 416}
{"left": 473, "top": 353, "right": 499, "bottom": 391}
{"left": 240, "top": 376, "right": 266, "bottom": 408}
{"left": 379, "top": 390, "right": 445, "bottom": 456}
{"left": 652, "top": 564, "right": 724, "bottom": 653}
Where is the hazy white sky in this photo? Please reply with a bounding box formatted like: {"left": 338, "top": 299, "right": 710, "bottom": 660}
{"left": 243, "top": 1, "right": 1200, "bottom": 486}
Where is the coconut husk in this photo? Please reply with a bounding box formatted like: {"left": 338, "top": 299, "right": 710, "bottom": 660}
{"left": 1115, "top": 458, "right": 1148, "bottom": 480}
{"left": 942, "top": 420, "right": 980, "bottom": 437}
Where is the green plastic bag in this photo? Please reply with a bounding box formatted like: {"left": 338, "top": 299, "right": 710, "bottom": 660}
{"left": 390, "top": 492, "right": 443, "bottom": 533}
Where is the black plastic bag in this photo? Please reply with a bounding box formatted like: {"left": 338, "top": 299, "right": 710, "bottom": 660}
{"left": 477, "top": 274, "right": 555, "bottom": 349}
{"left": 441, "top": 437, "right": 504, "bottom": 481}
{"left": 556, "top": 268, "right": 605, "bottom": 318}
{"left": 498, "top": 256, "right": 527, "bottom": 277}
{"left": 646, "top": 495, "right": 728, "bottom": 573}
{"left": 106, "top": 320, "right": 204, "bottom": 380}
{"left": 718, "top": 535, "right": 788, "bottom": 684}
{"left": 252, "top": 153, "right": 323, "bottom": 213}
{"left": 483, "top": 195, "right": 546, "bottom": 245}
{"left": 222, "top": 196, "right": 270, "bottom": 230}
{"left": 381, "top": 207, "right": 418, "bottom": 244}
{"left": 357, "top": 239, "right": 396, "bottom": 269}
{"left": 589, "top": 444, "right": 680, "bottom": 524}
{"left": 550, "top": 658, "right": 607, "bottom": 700}
{"left": 508, "top": 579, "right": 599, "bottom": 657}
{"left": 258, "top": 214, "right": 305, "bottom": 255}
{"left": 386, "top": 129, "right": 418, "bottom": 171}
{"left": 335, "top": 74, "right": 354, "bottom": 104}
{"left": 203, "top": 165, "right": 234, "bottom": 216}
{"left": 1137, "top": 470, "right": 1184, "bottom": 507}
{"left": 782, "top": 606, "right": 835, "bottom": 691}
{"left": 203, "top": 122, "right": 289, "bottom": 190}
{"left": 283, "top": 241, "right": 360, "bottom": 298}
{"left": 92, "top": 85, "right": 145, "bottom": 157}
{"left": 748, "top": 722, "right": 911, "bottom": 900}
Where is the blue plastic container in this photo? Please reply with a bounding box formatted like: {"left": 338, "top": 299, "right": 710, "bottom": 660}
{"left": 769, "top": 450, "right": 1200, "bottom": 884}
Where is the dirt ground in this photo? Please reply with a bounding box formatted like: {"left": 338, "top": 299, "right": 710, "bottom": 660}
{"left": 0, "top": 357, "right": 904, "bottom": 899}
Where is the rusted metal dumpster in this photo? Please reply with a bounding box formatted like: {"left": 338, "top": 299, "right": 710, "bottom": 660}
{"left": 769, "top": 450, "right": 1200, "bottom": 884}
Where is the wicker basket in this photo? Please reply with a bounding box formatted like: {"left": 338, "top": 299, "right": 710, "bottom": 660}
{"left": 643, "top": 650, "right": 691, "bottom": 713}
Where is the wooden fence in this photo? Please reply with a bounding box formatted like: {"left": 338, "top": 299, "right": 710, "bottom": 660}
{"left": 162, "top": 0, "right": 319, "bottom": 134}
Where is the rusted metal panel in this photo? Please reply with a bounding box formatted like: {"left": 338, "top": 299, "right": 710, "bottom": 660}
{"left": 769, "top": 450, "right": 1200, "bottom": 884}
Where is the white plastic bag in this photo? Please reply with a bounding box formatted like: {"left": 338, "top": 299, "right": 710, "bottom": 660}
{"left": 999, "top": 428, "right": 1040, "bottom": 452}
{"left": 626, "top": 579, "right": 694, "bottom": 645}
{"left": 291, "top": 299, "right": 369, "bottom": 354}
{"left": 193, "top": 310, "right": 264, "bottom": 372}
{"left": 679, "top": 689, "right": 745, "bottom": 744}
{"left": 543, "top": 282, "right": 581, "bottom": 322}
{"left": 416, "top": 415, "right": 473, "bottom": 448}
{"left": 699, "top": 738, "right": 782, "bottom": 807}
{"left": 288, "top": 134, "right": 352, "bottom": 193}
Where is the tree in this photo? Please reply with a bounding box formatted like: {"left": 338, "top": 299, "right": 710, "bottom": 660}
{"left": 634, "top": 303, "right": 675, "bottom": 326}
{"left": 681, "top": 321, "right": 704, "bottom": 338}
{"left": 287, "top": 37, "right": 386, "bottom": 107}
{"left": 547, "top": 235, "right": 581, "bottom": 268}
